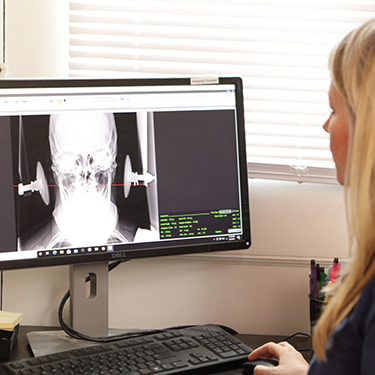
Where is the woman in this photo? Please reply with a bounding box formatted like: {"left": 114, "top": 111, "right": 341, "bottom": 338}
{"left": 248, "top": 18, "right": 375, "bottom": 375}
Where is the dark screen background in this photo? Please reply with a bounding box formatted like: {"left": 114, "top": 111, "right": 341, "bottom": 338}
{"left": 0, "top": 117, "right": 17, "bottom": 252}
{"left": 154, "top": 110, "right": 240, "bottom": 215}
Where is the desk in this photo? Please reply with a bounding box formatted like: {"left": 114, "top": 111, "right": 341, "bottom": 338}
{"left": 0, "top": 326, "right": 312, "bottom": 375}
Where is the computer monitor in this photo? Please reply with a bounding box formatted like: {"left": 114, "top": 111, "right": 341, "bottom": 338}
{"left": 0, "top": 77, "right": 250, "bottom": 339}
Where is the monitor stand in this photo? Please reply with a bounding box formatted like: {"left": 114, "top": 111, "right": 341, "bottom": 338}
{"left": 27, "top": 262, "right": 123, "bottom": 356}
{"left": 70, "top": 262, "right": 109, "bottom": 337}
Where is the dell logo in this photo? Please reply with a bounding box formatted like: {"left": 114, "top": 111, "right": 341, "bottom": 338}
{"left": 112, "top": 252, "right": 128, "bottom": 259}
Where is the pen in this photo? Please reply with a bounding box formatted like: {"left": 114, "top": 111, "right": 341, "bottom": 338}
{"left": 318, "top": 266, "right": 326, "bottom": 298}
{"left": 310, "top": 259, "right": 318, "bottom": 299}
{"left": 324, "top": 258, "right": 341, "bottom": 303}
{"left": 330, "top": 257, "right": 340, "bottom": 282}
{"left": 320, "top": 266, "right": 326, "bottom": 286}
{"left": 316, "top": 263, "right": 321, "bottom": 295}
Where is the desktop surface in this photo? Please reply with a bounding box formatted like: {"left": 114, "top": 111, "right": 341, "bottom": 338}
{"left": 0, "top": 326, "right": 312, "bottom": 375}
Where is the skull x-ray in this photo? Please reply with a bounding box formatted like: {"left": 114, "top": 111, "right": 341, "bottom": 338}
{"left": 15, "top": 111, "right": 158, "bottom": 251}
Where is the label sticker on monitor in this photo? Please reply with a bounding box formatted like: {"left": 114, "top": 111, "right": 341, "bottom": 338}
{"left": 190, "top": 77, "right": 219, "bottom": 85}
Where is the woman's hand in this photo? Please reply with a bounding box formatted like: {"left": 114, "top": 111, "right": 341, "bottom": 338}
{"left": 248, "top": 341, "right": 309, "bottom": 375}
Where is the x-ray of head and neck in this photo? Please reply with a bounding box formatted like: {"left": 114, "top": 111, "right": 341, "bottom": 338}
{"left": 16, "top": 111, "right": 158, "bottom": 251}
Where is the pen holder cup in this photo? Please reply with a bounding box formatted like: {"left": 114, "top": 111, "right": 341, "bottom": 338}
{"left": 309, "top": 294, "right": 326, "bottom": 334}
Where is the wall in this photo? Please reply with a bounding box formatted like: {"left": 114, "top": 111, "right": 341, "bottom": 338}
{"left": 4, "top": 0, "right": 68, "bottom": 77}
{"left": 1, "top": 1, "right": 349, "bottom": 336}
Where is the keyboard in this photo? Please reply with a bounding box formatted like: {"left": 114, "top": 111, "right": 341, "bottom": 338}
{"left": 4, "top": 324, "right": 253, "bottom": 375}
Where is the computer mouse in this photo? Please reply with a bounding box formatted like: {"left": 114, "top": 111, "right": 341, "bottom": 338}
{"left": 242, "top": 358, "right": 279, "bottom": 375}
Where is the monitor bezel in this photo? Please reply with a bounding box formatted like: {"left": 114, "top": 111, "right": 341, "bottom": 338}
{"left": 0, "top": 76, "right": 251, "bottom": 270}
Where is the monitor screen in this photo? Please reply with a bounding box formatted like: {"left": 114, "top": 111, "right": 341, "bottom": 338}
{"left": 0, "top": 77, "right": 250, "bottom": 271}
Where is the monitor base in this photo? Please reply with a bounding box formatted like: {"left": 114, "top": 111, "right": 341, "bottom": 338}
{"left": 26, "top": 328, "right": 133, "bottom": 357}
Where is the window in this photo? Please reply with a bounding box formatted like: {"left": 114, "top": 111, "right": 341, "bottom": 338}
{"left": 69, "top": 0, "right": 375, "bottom": 183}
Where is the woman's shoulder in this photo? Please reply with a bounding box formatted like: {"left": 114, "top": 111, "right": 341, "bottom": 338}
{"left": 350, "top": 274, "right": 375, "bottom": 330}
{"left": 358, "top": 273, "right": 375, "bottom": 304}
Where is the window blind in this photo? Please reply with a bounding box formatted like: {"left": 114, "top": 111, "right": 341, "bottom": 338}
{"left": 69, "top": 0, "right": 375, "bottom": 183}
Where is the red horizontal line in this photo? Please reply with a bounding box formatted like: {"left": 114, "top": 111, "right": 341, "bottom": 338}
{"left": 13, "top": 183, "right": 156, "bottom": 188}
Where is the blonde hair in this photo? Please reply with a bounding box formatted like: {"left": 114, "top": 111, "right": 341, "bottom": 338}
{"left": 313, "top": 18, "right": 375, "bottom": 360}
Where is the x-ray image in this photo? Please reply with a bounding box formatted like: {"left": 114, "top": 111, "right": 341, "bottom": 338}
{"left": 13, "top": 111, "right": 159, "bottom": 251}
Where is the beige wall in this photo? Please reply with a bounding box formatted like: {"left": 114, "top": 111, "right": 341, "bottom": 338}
{"left": 3, "top": 180, "right": 348, "bottom": 336}
{"left": 1, "top": 1, "right": 349, "bottom": 336}
{"left": 4, "top": 0, "right": 68, "bottom": 77}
